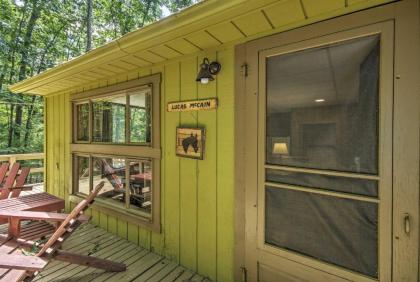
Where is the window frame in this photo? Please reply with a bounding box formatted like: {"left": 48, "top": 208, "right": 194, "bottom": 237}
{"left": 73, "top": 101, "right": 91, "bottom": 143}
{"left": 70, "top": 74, "right": 161, "bottom": 232}
{"left": 73, "top": 84, "right": 153, "bottom": 145}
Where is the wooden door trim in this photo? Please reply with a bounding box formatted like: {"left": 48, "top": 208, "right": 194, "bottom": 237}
{"left": 392, "top": 0, "right": 420, "bottom": 280}
{"left": 234, "top": 42, "right": 247, "bottom": 282}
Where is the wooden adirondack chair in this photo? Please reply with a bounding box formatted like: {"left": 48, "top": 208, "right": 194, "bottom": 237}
{"left": 98, "top": 158, "right": 124, "bottom": 190}
{"left": 0, "top": 163, "right": 32, "bottom": 199}
{"left": 0, "top": 163, "right": 9, "bottom": 184}
{"left": 0, "top": 163, "right": 65, "bottom": 226}
{"left": 0, "top": 181, "right": 126, "bottom": 281}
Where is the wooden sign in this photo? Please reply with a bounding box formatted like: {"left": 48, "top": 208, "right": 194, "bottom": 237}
{"left": 167, "top": 98, "right": 218, "bottom": 112}
{"left": 176, "top": 127, "right": 205, "bottom": 160}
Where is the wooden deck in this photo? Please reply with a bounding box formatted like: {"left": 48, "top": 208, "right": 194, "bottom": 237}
{"left": 1, "top": 185, "right": 208, "bottom": 282}
{"left": 33, "top": 224, "right": 208, "bottom": 281}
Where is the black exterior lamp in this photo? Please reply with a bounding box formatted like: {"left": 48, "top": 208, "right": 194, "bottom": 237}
{"left": 196, "top": 58, "right": 221, "bottom": 84}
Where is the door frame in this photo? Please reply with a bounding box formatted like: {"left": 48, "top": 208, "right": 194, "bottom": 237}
{"left": 234, "top": 1, "right": 420, "bottom": 281}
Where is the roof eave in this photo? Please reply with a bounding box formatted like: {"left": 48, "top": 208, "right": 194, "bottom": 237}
{"left": 9, "top": 0, "right": 245, "bottom": 95}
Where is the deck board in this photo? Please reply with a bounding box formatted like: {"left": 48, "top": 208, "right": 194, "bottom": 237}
{"left": 19, "top": 223, "right": 207, "bottom": 281}
{"left": 132, "top": 258, "right": 172, "bottom": 281}
{"left": 160, "top": 266, "right": 188, "bottom": 282}
{"left": 35, "top": 234, "right": 120, "bottom": 281}
{"left": 146, "top": 261, "right": 179, "bottom": 282}
{"left": 174, "top": 269, "right": 195, "bottom": 282}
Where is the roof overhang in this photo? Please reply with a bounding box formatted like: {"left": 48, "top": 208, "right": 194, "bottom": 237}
{"left": 9, "top": 0, "right": 396, "bottom": 96}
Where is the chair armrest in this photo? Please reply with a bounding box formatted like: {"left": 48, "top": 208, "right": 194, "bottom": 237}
{"left": 0, "top": 211, "right": 90, "bottom": 222}
{"left": 7, "top": 184, "right": 33, "bottom": 191}
{"left": 0, "top": 253, "right": 47, "bottom": 271}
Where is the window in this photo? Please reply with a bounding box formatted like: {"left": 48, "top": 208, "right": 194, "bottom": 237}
{"left": 92, "top": 95, "right": 127, "bottom": 143}
{"left": 74, "top": 155, "right": 153, "bottom": 215}
{"left": 76, "top": 155, "right": 90, "bottom": 194}
{"left": 76, "top": 103, "right": 90, "bottom": 142}
{"left": 74, "top": 87, "right": 152, "bottom": 145}
{"left": 71, "top": 75, "right": 160, "bottom": 229}
{"left": 129, "top": 92, "right": 151, "bottom": 143}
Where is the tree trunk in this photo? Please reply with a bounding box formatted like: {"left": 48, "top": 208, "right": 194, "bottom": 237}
{"left": 23, "top": 96, "right": 37, "bottom": 147}
{"left": 18, "top": 0, "right": 43, "bottom": 81}
{"left": 0, "top": 72, "right": 4, "bottom": 89}
{"left": 13, "top": 103, "right": 23, "bottom": 146}
{"left": 2, "top": 2, "right": 28, "bottom": 87}
{"left": 8, "top": 104, "right": 14, "bottom": 147}
{"left": 140, "top": 0, "right": 152, "bottom": 27}
{"left": 37, "top": 23, "right": 66, "bottom": 73}
{"left": 86, "top": 0, "right": 93, "bottom": 52}
{"left": 14, "top": 0, "right": 44, "bottom": 146}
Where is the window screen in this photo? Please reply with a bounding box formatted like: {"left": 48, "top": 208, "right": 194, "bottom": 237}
{"left": 265, "top": 187, "right": 378, "bottom": 277}
{"left": 264, "top": 35, "right": 380, "bottom": 278}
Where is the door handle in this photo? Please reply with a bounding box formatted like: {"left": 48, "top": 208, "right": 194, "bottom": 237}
{"left": 404, "top": 213, "right": 410, "bottom": 235}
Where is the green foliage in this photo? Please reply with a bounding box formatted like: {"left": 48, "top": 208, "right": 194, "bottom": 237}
{"left": 0, "top": 0, "right": 197, "bottom": 154}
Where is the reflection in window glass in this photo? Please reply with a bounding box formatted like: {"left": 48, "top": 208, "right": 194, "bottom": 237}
{"left": 93, "top": 157, "right": 126, "bottom": 207}
{"left": 92, "top": 96, "right": 126, "bottom": 143}
{"left": 128, "top": 160, "right": 152, "bottom": 213}
{"left": 76, "top": 104, "right": 89, "bottom": 142}
{"left": 130, "top": 91, "right": 151, "bottom": 143}
{"left": 266, "top": 35, "right": 380, "bottom": 174}
{"left": 76, "top": 156, "right": 90, "bottom": 195}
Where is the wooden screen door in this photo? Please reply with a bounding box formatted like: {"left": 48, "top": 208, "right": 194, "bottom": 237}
{"left": 242, "top": 15, "right": 418, "bottom": 281}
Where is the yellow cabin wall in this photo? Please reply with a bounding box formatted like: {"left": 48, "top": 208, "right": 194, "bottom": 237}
{"left": 45, "top": 46, "right": 235, "bottom": 281}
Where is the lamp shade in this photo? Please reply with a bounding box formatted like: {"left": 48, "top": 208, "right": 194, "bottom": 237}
{"left": 196, "top": 66, "right": 214, "bottom": 83}
{"left": 196, "top": 58, "right": 214, "bottom": 83}
{"left": 273, "top": 142, "right": 289, "bottom": 155}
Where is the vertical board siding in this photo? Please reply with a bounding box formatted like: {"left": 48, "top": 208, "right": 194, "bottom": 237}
{"left": 108, "top": 215, "right": 118, "bottom": 235}
{"left": 163, "top": 62, "right": 181, "bottom": 262}
{"left": 53, "top": 96, "right": 60, "bottom": 198}
{"left": 64, "top": 93, "right": 71, "bottom": 211}
{"left": 45, "top": 49, "right": 235, "bottom": 282}
{"left": 117, "top": 218, "right": 128, "bottom": 239}
{"left": 59, "top": 94, "right": 65, "bottom": 200}
{"left": 128, "top": 222, "right": 139, "bottom": 244}
{"left": 216, "top": 48, "right": 235, "bottom": 282}
{"left": 45, "top": 98, "right": 52, "bottom": 196}
{"left": 179, "top": 57, "right": 199, "bottom": 271}
{"left": 197, "top": 52, "right": 217, "bottom": 280}
{"left": 46, "top": 94, "right": 71, "bottom": 208}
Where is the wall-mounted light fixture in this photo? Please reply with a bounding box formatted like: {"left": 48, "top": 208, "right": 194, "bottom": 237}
{"left": 196, "top": 58, "right": 221, "bottom": 84}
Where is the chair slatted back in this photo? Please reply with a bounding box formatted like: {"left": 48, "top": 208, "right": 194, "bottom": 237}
{"left": 0, "top": 163, "right": 20, "bottom": 200}
{"left": 101, "top": 159, "right": 123, "bottom": 190}
{"left": 10, "top": 167, "right": 31, "bottom": 198}
{"left": 36, "top": 181, "right": 105, "bottom": 257}
{"left": 0, "top": 163, "right": 8, "bottom": 184}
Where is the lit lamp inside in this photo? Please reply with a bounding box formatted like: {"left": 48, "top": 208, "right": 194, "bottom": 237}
{"left": 273, "top": 142, "right": 289, "bottom": 155}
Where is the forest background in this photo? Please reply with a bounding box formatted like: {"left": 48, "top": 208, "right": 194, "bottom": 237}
{"left": 0, "top": 0, "right": 195, "bottom": 154}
